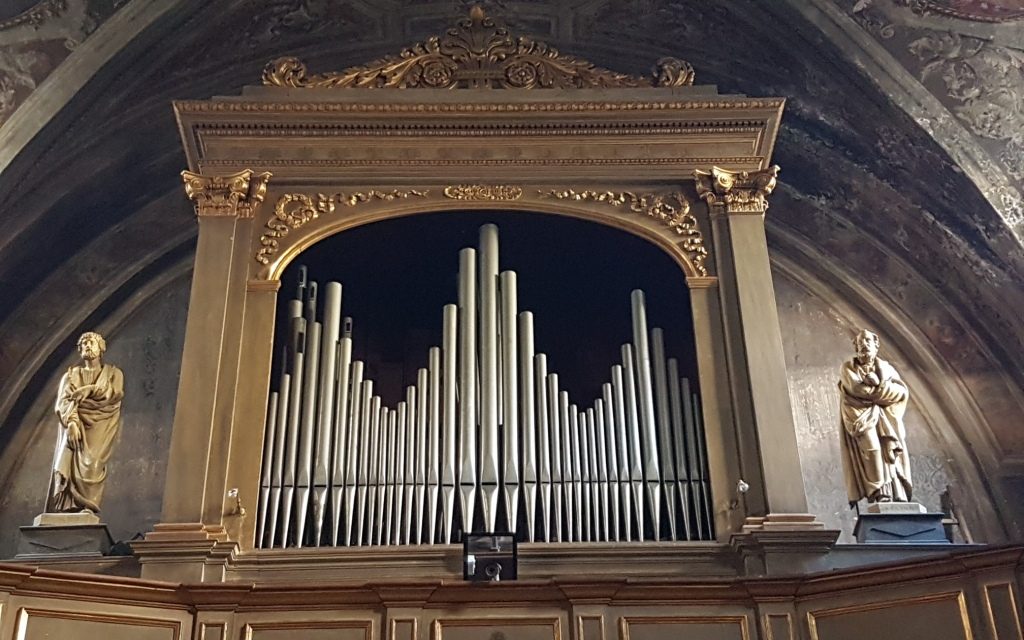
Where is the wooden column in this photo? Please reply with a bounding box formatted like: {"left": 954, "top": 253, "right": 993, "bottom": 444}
{"left": 134, "top": 169, "right": 270, "bottom": 582}
{"left": 695, "top": 166, "right": 825, "bottom": 532}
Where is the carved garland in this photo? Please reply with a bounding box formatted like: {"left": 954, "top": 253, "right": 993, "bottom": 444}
{"left": 262, "top": 6, "right": 694, "bottom": 90}
{"left": 257, "top": 187, "right": 707, "bottom": 277}
{"left": 256, "top": 190, "right": 429, "bottom": 265}
{"left": 443, "top": 184, "right": 523, "bottom": 200}
{"left": 539, "top": 189, "right": 707, "bottom": 276}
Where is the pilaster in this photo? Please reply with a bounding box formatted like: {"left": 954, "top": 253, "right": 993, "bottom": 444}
{"left": 136, "top": 169, "right": 270, "bottom": 581}
{"left": 695, "top": 166, "right": 831, "bottom": 540}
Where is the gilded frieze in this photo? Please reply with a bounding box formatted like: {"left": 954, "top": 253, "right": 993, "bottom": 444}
{"left": 538, "top": 189, "right": 707, "bottom": 276}
{"left": 443, "top": 185, "right": 523, "bottom": 201}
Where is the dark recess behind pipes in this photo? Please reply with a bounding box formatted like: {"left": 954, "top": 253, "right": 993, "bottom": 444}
{"left": 273, "top": 210, "right": 699, "bottom": 407}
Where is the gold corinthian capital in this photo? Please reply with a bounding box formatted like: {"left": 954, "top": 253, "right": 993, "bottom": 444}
{"left": 181, "top": 169, "right": 272, "bottom": 218}
{"left": 694, "top": 165, "right": 779, "bottom": 215}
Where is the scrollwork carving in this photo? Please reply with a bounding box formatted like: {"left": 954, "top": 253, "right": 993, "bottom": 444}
{"left": 256, "top": 189, "right": 428, "bottom": 265}
{"left": 262, "top": 6, "right": 694, "bottom": 90}
{"left": 695, "top": 165, "right": 779, "bottom": 215}
{"left": 539, "top": 189, "right": 707, "bottom": 276}
{"left": 181, "top": 169, "right": 272, "bottom": 218}
{"left": 443, "top": 185, "right": 523, "bottom": 200}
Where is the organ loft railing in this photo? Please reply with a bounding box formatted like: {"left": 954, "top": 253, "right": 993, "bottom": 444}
{"left": 257, "top": 224, "right": 714, "bottom": 549}
{"left": 136, "top": 6, "right": 823, "bottom": 581}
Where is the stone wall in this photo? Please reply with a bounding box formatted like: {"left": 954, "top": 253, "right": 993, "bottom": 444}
{"left": 0, "top": 272, "right": 188, "bottom": 558}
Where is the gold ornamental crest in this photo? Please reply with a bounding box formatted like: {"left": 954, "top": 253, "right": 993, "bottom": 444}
{"left": 262, "top": 6, "right": 695, "bottom": 90}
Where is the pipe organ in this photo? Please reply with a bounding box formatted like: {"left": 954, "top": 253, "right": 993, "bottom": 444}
{"left": 256, "top": 223, "right": 713, "bottom": 548}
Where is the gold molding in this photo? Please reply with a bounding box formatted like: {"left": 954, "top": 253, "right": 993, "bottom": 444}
{"left": 389, "top": 618, "right": 418, "bottom": 640}
{"left": 432, "top": 617, "right": 562, "bottom": 640}
{"left": 444, "top": 184, "right": 523, "bottom": 201}
{"left": 983, "top": 582, "right": 1023, "bottom": 640}
{"left": 15, "top": 607, "right": 183, "bottom": 637}
{"left": 247, "top": 279, "right": 282, "bottom": 293}
{"left": 182, "top": 169, "right": 272, "bottom": 218}
{"left": 538, "top": 189, "right": 707, "bottom": 276}
{"left": 199, "top": 621, "right": 226, "bottom": 640}
{"left": 242, "top": 619, "right": 372, "bottom": 640}
{"left": 619, "top": 615, "right": 751, "bottom": 640}
{"left": 262, "top": 7, "right": 693, "bottom": 90}
{"left": 576, "top": 615, "right": 605, "bottom": 640}
{"left": 256, "top": 189, "right": 428, "bottom": 265}
{"left": 762, "top": 613, "right": 794, "bottom": 640}
{"left": 695, "top": 165, "right": 779, "bottom": 215}
{"left": 805, "top": 591, "right": 973, "bottom": 640}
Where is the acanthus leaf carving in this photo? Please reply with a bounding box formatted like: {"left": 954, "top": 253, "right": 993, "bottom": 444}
{"left": 539, "top": 188, "right": 707, "bottom": 276}
{"left": 261, "top": 6, "right": 694, "bottom": 90}
{"left": 182, "top": 169, "right": 272, "bottom": 218}
{"left": 256, "top": 189, "right": 428, "bottom": 265}
{"left": 694, "top": 165, "right": 779, "bottom": 215}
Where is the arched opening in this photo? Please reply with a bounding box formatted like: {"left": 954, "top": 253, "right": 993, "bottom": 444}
{"left": 260, "top": 210, "right": 712, "bottom": 548}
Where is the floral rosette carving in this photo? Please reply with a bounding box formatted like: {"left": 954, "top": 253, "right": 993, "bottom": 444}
{"left": 540, "top": 189, "right": 707, "bottom": 276}
{"left": 261, "top": 7, "right": 694, "bottom": 90}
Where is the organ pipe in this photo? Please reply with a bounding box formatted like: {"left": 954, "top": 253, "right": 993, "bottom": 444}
{"left": 259, "top": 223, "right": 713, "bottom": 548}
{"left": 500, "top": 271, "right": 519, "bottom": 535}
{"left": 650, "top": 327, "right": 677, "bottom": 540}
{"left": 519, "top": 312, "right": 537, "bottom": 542}
{"left": 428, "top": 347, "right": 442, "bottom": 544}
{"left": 457, "top": 248, "right": 477, "bottom": 536}
{"left": 313, "top": 281, "right": 342, "bottom": 546}
{"left": 441, "top": 305, "right": 457, "bottom": 544}
{"left": 479, "top": 224, "right": 500, "bottom": 533}
{"left": 535, "top": 353, "right": 552, "bottom": 542}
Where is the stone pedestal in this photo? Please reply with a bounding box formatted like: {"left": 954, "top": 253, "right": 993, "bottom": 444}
{"left": 854, "top": 502, "right": 949, "bottom": 544}
{"left": 18, "top": 513, "right": 113, "bottom": 558}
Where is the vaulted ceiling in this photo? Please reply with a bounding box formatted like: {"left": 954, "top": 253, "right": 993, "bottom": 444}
{"left": 0, "top": 0, "right": 1021, "bottom": 535}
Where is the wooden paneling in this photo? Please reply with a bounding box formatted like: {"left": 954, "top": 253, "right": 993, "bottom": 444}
{"left": 241, "top": 619, "right": 372, "bottom": 640}
{"left": 618, "top": 616, "right": 750, "bottom": 640}
{"left": 984, "top": 583, "right": 1023, "bottom": 640}
{"left": 14, "top": 607, "right": 181, "bottom": 640}
{"left": 432, "top": 617, "right": 561, "bottom": 640}
{"left": 806, "top": 592, "right": 972, "bottom": 640}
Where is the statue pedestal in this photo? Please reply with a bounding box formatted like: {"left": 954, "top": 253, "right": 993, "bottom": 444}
{"left": 854, "top": 502, "right": 949, "bottom": 544}
{"left": 17, "top": 512, "right": 113, "bottom": 558}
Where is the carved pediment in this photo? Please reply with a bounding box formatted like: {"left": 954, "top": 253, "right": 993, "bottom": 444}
{"left": 262, "top": 6, "right": 694, "bottom": 90}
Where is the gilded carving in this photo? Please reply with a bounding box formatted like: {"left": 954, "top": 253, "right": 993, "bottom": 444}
{"left": 539, "top": 189, "right": 707, "bottom": 276}
{"left": 262, "top": 7, "right": 694, "bottom": 90}
{"left": 182, "top": 169, "right": 272, "bottom": 218}
{"left": 444, "top": 185, "right": 523, "bottom": 201}
{"left": 257, "top": 189, "right": 429, "bottom": 265}
{"left": 695, "top": 165, "right": 779, "bottom": 214}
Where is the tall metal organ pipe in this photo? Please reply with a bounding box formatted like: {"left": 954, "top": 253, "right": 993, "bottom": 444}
{"left": 258, "top": 224, "right": 713, "bottom": 548}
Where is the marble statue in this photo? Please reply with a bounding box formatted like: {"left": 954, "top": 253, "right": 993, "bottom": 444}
{"left": 839, "top": 329, "right": 912, "bottom": 506}
{"left": 46, "top": 331, "right": 125, "bottom": 514}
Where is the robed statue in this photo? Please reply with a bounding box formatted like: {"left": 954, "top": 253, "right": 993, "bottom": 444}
{"left": 839, "top": 329, "right": 912, "bottom": 506}
{"left": 46, "top": 331, "right": 125, "bottom": 514}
